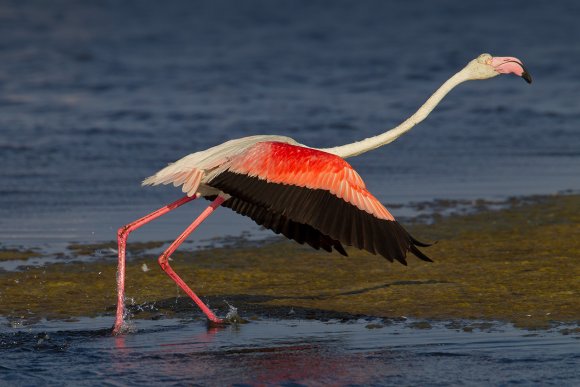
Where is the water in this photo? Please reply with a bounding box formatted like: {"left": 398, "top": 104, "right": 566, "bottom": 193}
{"left": 1, "top": 0, "right": 579, "bottom": 246}
{"left": 1, "top": 317, "right": 579, "bottom": 385}
{"left": 1, "top": 1, "right": 579, "bottom": 384}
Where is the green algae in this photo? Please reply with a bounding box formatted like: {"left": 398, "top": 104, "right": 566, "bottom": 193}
{"left": 0, "top": 248, "right": 40, "bottom": 261}
{"left": 0, "top": 194, "right": 578, "bottom": 329}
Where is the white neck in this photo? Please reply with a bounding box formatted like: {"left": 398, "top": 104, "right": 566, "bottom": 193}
{"left": 320, "top": 67, "right": 471, "bottom": 158}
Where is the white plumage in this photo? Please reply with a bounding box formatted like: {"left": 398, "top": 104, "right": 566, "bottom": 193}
{"left": 142, "top": 135, "right": 299, "bottom": 197}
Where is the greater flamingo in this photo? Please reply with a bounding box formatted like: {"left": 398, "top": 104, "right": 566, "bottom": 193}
{"left": 113, "top": 53, "right": 531, "bottom": 334}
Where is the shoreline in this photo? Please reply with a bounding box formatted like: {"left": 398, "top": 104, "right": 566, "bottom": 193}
{"left": 0, "top": 192, "right": 578, "bottom": 330}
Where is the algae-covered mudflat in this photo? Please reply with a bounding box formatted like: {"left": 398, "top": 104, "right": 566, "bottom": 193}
{"left": 1, "top": 194, "right": 578, "bottom": 330}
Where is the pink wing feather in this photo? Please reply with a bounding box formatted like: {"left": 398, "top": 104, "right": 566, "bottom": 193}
{"left": 225, "top": 142, "right": 395, "bottom": 221}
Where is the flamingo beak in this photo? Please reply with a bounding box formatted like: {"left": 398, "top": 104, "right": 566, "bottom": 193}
{"left": 521, "top": 68, "right": 533, "bottom": 84}
{"left": 491, "top": 56, "right": 532, "bottom": 84}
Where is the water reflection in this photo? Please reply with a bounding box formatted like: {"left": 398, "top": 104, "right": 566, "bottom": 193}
{"left": 113, "top": 321, "right": 387, "bottom": 385}
{"left": 92, "top": 318, "right": 579, "bottom": 385}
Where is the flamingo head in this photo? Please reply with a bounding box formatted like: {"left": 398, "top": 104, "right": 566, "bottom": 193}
{"left": 466, "top": 53, "right": 532, "bottom": 84}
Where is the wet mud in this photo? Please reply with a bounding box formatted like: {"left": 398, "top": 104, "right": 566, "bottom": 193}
{"left": 1, "top": 194, "right": 578, "bottom": 330}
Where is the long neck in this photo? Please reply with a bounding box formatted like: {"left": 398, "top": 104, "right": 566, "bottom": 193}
{"left": 320, "top": 68, "right": 471, "bottom": 158}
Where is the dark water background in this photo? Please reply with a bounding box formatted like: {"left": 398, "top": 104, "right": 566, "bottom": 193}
{"left": 1, "top": 1, "right": 579, "bottom": 385}
{"left": 1, "top": 0, "right": 579, "bottom": 246}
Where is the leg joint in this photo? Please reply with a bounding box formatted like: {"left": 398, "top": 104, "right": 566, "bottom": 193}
{"left": 117, "top": 225, "right": 130, "bottom": 239}
{"left": 158, "top": 252, "right": 170, "bottom": 269}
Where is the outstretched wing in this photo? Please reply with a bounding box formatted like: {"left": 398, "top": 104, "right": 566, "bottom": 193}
{"left": 207, "top": 141, "right": 431, "bottom": 265}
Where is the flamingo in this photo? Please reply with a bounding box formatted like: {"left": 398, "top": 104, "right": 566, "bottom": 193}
{"left": 113, "top": 53, "right": 531, "bottom": 334}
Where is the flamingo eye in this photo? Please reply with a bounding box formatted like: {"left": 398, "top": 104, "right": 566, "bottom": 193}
{"left": 477, "top": 53, "right": 492, "bottom": 64}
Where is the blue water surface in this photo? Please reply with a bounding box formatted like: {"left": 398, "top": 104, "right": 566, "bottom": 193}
{"left": 1, "top": 0, "right": 579, "bottom": 245}
{"left": 1, "top": 317, "right": 579, "bottom": 386}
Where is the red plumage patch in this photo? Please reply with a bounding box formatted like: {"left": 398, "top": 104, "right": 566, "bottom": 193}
{"left": 227, "top": 142, "right": 394, "bottom": 221}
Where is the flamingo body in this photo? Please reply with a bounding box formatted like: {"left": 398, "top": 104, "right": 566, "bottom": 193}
{"left": 143, "top": 135, "right": 297, "bottom": 197}
{"left": 144, "top": 139, "right": 429, "bottom": 264}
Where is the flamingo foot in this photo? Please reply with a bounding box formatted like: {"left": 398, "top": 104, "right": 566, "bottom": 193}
{"left": 207, "top": 316, "right": 226, "bottom": 327}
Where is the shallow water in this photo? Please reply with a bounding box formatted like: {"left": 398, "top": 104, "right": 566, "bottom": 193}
{"left": 1, "top": 317, "right": 578, "bottom": 385}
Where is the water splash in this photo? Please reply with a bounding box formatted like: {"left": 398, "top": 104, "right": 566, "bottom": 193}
{"left": 111, "top": 296, "right": 138, "bottom": 335}
{"left": 223, "top": 301, "right": 246, "bottom": 324}
{"left": 113, "top": 319, "right": 137, "bottom": 335}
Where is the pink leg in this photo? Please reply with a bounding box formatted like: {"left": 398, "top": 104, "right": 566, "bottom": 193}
{"left": 157, "top": 196, "right": 226, "bottom": 324}
{"left": 114, "top": 195, "right": 196, "bottom": 335}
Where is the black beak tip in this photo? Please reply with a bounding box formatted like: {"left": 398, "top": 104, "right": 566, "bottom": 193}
{"left": 522, "top": 71, "right": 532, "bottom": 84}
